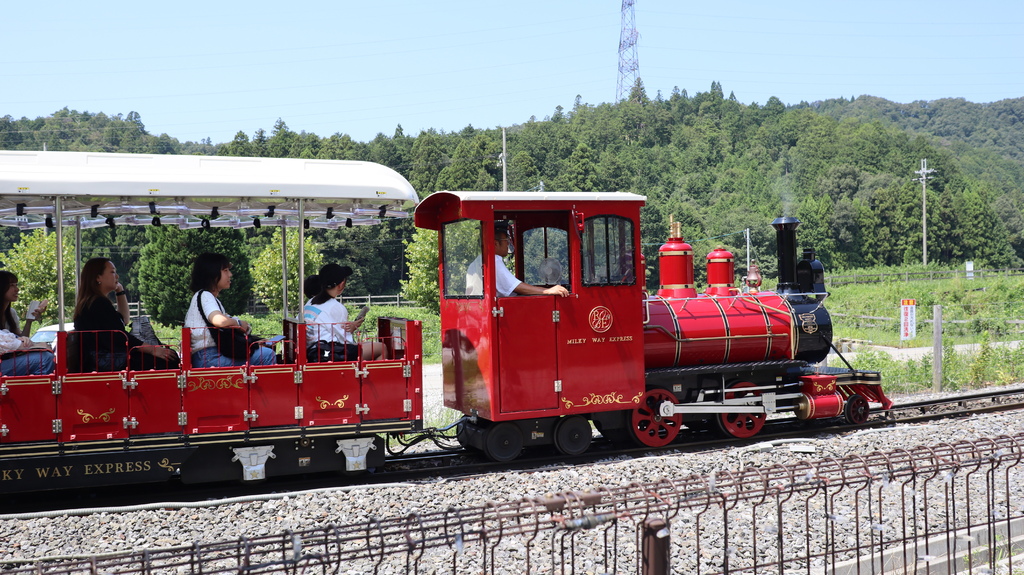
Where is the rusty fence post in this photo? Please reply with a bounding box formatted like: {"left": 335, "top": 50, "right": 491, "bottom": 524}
{"left": 642, "top": 518, "right": 670, "bottom": 575}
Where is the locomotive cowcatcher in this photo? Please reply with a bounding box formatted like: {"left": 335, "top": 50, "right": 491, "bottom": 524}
{"left": 414, "top": 191, "right": 890, "bottom": 461}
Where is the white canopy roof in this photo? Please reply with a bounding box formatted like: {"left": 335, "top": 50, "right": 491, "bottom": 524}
{"left": 0, "top": 151, "right": 419, "bottom": 229}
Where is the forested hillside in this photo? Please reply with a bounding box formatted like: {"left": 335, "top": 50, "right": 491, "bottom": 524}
{"left": 2, "top": 82, "right": 1023, "bottom": 298}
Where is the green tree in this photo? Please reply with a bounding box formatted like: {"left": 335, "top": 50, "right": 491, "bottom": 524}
{"left": 400, "top": 227, "right": 439, "bottom": 313}
{"left": 251, "top": 228, "right": 324, "bottom": 313}
{"left": 435, "top": 135, "right": 500, "bottom": 191}
{"left": 407, "top": 130, "right": 448, "bottom": 195}
{"left": 0, "top": 229, "right": 76, "bottom": 326}
{"left": 136, "top": 226, "right": 251, "bottom": 325}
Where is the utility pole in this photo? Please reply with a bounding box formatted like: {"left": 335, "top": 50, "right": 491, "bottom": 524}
{"left": 501, "top": 127, "right": 507, "bottom": 192}
{"left": 617, "top": 0, "right": 639, "bottom": 102}
{"left": 914, "top": 159, "right": 936, "bottom": 265}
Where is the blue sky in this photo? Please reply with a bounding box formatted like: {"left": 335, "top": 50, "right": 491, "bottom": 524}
{"left": 4, "top": 0, "right": 1022, "bottom": 145}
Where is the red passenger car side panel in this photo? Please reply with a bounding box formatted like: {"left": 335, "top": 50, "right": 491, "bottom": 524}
{"left": 128, "top": 371, "right": 183, "bottom": 435}
{"left": 248, "top": 364, "right": 299, "bottom": 428}
{"left": 58, "top": 373, "right": 130, "bottom": 442}
{"left": 362, "top": 360, "right": 413, "bottom": 421}
{"left": 298, "top": 363, "right": 361, "bottom": 426}
{"left": 0, "top": 376, "right": 56, "bottom": 443}
{"left": 183, "top": 367, "right": 247, "bottom": 434}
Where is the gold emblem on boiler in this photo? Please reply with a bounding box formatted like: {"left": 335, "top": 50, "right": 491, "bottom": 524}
{"left": 589, "top": 306, "right": 613, "bottom": 333}
{"left": 798, "top": 313, "right": 818, "bottom": 334}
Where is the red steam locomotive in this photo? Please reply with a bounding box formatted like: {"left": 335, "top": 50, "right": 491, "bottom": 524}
{"left": 415, "top": 192, "right": 890, "bottom": 461}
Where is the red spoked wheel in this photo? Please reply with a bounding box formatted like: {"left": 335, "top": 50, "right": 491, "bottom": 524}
{"left": 716, "top": 381, "right": 765, "bottom": 439}
{"left": 630, "top": 388, "right": 682, "bottom": 447}
{"left": 844, "top": 394, "right": 870, "bottom": 425}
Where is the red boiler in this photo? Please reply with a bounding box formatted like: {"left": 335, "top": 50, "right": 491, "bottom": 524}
{"left": 643, "top": 293, "right": 795, "bottom": 368}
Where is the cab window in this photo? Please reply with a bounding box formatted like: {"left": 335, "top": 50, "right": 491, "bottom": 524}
{"left": 581, "top": 215, "right": 635, "bottom": 286}
{"left": 522, "top": 227, "right": 569, "bottom": 286}
{"left": 442, "top": 219, "right": 483, "bottom": 298}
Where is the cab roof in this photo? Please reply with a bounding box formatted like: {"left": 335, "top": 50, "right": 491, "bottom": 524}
{"left": 414, "top": 190, "right": 646, "bottom": 230}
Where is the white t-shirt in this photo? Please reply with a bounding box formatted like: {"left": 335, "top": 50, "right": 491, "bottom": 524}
{"left": 303, "top": 298, "right": 354, "bottom": 346}
{"left": 184, "top": 291, "right": 235, "bottom": 353}
{"left": 0, "top": 329, "right": 22, "bottom": 354}
{"left": 465, "top": 255, "right": 521, "bottom": 298}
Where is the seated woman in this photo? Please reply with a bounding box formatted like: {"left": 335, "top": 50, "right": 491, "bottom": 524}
{"left": 0, "top": 270, "right": 55, "bottom": 375}
{"left": 303, "top": 264, "right": 383, "bottom": 362}
{"left": 184, "top": 253, "right": 275, "bottom": 368}
{"left": 73, "top": 258, "right": 179, "bottom": 372}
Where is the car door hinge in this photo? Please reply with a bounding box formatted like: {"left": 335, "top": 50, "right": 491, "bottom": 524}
{"left": 492, "top": 307, "right": 504, "bottom": 318}
{"left": 554, "top": 379, "right": 562, "bottom": 393}
{"left": 552, "top": 310, "right": 560, "bottom": 323}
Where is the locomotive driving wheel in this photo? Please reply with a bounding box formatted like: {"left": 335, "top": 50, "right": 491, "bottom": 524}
{"left": 483, "top": 422, "right": 524, "bottom": 462}
{"left": 554, "top": 415, "right": 592, "bottom": 456}
{"left": 716, "top": 381, "right": 766, "bottom": 439}
{"left": 630, "top": 388, "right": 682, "bottom": 447}
{"left": 843, "top": 394, "right": 870, "bottom": 425}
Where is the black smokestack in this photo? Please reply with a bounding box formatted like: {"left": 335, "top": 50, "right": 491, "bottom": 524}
{"left": 771, "top": 216, "right": 800, "bottom": 294}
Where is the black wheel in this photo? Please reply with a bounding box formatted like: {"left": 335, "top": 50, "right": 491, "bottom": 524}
{"left": 455, "top": 421, "right": 475, "bottom": 450}
{"left": 483, "top": 422, "right": 523, "bottom": 462}
{"left": 554, "top": 415, "right": 592, "bottom": 456}
{"left": 844, "top": 394, "right": 870, "bottom": 425}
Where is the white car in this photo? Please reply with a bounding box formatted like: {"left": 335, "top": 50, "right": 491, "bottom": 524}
{"left": 29, "top": 323, "right": 74, "bottom": 350}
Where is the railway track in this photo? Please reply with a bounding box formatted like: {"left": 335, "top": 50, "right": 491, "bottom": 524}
{"left": 5, "top": 385, "right": 1023, "bottom": 517}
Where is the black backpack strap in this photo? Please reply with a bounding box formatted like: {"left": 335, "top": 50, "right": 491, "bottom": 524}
{"left": 196, "top": 291, "right": 225, "bottom": 328}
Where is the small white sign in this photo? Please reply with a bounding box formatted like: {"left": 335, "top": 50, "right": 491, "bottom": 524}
{"left": 966, "top": 261, "right": 974, "bottom": 280}
{"left": 901, "top": 299, "right": 917, "bottom": 341}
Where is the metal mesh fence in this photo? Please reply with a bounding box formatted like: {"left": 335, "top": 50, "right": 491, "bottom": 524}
{"left": 4, "top": 434, "right": 1023, "bottom": 574}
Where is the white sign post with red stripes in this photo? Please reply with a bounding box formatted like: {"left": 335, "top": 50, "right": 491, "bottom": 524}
{"left": 901, "top": 299, "right": 917, "bottom": 341}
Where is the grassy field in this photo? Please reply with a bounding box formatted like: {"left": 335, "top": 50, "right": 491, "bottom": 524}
{"left": 827, "top": 275, "right": 1024, "bottom": 348}
{"left": 826, "top": 274, "right": 1024, "bottom": 393}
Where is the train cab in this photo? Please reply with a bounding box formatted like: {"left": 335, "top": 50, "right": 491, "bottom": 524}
{"left": 415, "top": 191, "right": 647, "bottom": 460}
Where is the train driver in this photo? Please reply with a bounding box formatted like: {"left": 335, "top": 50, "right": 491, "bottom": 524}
{"left": 466, "top": 221, "right": 569, "bottom": 298}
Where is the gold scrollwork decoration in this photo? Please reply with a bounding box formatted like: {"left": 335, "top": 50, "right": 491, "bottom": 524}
{"left": 562, "top": 392, "right": 628, "bottom": 410}
{"left": 316, "top": 395, "right": 350, "bottom": 409}
{"left": 157, "top": 458, "right": 178, "bottom": 472}
{"left": 187, "top": 376, "right": 245, "bottom": 392}
{"left": 631, "top": 391, "right": 645, "bottom": 404}
{"left": 78, "top": 408, "right": 116, "bottom": 423}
